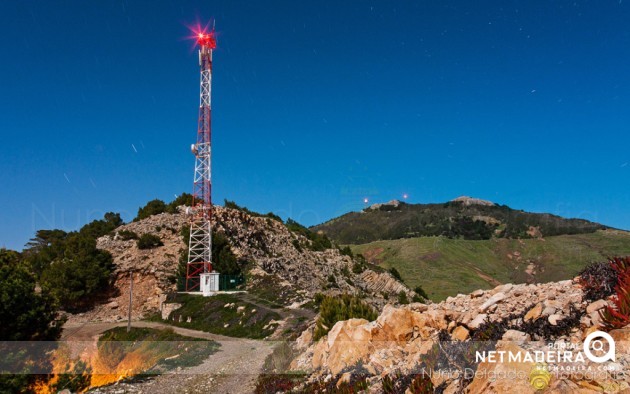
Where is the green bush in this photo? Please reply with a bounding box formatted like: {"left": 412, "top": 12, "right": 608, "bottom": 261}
{"left": 327, "top": 274, "right": 338, "bottom": 288}
{"left": 223, "top": 199, "right": 283, "bottom": 222}
{"left": 286, "top": 218, "right": 332, "bottom": 251}
{"left": 314, "top": 294, "right": 378, "bottom": 341}
{"left": 398, "top": 291, "right": 410, "bottom": 305}
{"left": 0, "top": 249, "right": 64, "bottom": 392}
{"left": 167, "top": 193, "right": 194, "bottom": 213}
{"left": 0, "top": 249, "right": 63, "bottom": 341}
{"left": 339, "top": 245, "right": 353, "bottom": 257}
{"left": 117, "top": 230, "right": 138, "bottom": 240}
{"left": 24, "top": 213, "right": 119, "bottom": 312}
{"left": 135, "top": 199, "right": 167, "bottom": 221}
{"left": 79, "top": 212, "right": 123, "bottom": 239}
{"left": 413, "top": 285, "right": 429, "bottom": 301}
{"left": 389, "top": 267, "right": 403, "bottom": 281}
{"left": 137, "top": 233, "right": 163, "bottom": 249}
{"left": 40, "top": 234, "right": 114, "bottom": 311}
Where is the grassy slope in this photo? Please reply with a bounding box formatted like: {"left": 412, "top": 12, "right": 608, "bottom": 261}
{"left": 155, "top": 293, "right": 282, "bottom": 339}
{"left": 351, "top": 230, "right": 630, "bottom": 301}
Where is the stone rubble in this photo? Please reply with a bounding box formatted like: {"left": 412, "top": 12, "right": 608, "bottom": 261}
{"left": 291, "top": 279, "right": 630, "bottom": 393}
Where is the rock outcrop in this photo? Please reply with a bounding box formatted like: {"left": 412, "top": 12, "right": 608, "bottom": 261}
{"left": 78, "top": 206, "right": 413, "bottom": 322}
{"left": 292, "top": 279, "right": 630, "bottom": 393}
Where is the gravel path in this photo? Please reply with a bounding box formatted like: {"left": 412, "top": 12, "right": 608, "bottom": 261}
{"left": 63, "top": 321, "right": 274, "bottom": 394}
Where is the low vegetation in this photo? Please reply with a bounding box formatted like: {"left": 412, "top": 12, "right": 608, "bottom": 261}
{"left": 92, "top": 327, "right": 219, "bottom": 387}
{"left": 578, "top": 258, "right": 619, "bottom": 302}
{"left": 351, "top": 231, "right": 630, "bottom": 300}
{"left": 286, "top": 219, "right": 332, "bottom": 251}
{"left": 137, "top": 233, "right": 163, "bottom": 249}
{"left": 157, "top": 293, "right": 281, "bottom": 339}
{"left": 598, "top": 256, "right": 630, "bottom": 330}
{"left": 313, "top": 294, "right": 378, "bottom": 341}
{"left": 224, "top": 199, "right": 283, "bottom": 222}
{"left": 134, "top": 193, "right": 194, "bottom": 221}
{"left": 117, "top": 229, "right": 139, "bottom": 240}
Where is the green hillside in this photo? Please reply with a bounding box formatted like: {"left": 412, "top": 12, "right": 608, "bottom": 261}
{"left": 313, "top": 198, "right": 607, "bottom": 244}
{"left": 350, "top": 230, "right": 630, "bottom": 301}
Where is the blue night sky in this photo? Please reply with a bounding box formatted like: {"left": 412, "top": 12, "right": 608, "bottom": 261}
{"left": 1, "top": 1, "right": 629, "bottom": 250}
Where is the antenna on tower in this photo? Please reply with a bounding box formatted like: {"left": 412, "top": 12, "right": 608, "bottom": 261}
{"left": 186, "top": 22, "right": 219, "bottom": 295}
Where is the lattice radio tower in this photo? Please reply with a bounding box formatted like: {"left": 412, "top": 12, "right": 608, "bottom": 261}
{"left": 185, "top": 27, "right": 217, "bottom": 291}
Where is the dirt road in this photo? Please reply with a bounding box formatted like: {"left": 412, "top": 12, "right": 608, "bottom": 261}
{"left": 63, "top": 321, "right": 274, "bottom": 394}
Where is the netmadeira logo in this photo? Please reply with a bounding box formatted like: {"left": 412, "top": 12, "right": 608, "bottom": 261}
{"left": 475, "top": 330, "right": 616, "bottom": 364}
{"left": 583, "top": 330, "right": 616, "bottom": 363}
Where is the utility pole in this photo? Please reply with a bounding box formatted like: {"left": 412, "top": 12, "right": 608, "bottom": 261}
{"left": 127, "top": 270, "right": 133, "bottom": 332}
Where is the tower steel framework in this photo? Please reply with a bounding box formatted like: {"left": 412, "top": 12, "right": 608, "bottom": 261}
{"left": 186, "top": 30, "right": 217, "bottom": 291}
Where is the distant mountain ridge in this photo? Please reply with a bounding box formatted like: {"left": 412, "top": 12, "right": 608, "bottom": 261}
{"left": 312, "top": 196, "right": 609, "bottom": 245}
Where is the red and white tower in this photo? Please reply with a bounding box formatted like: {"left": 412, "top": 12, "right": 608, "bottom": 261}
{"left": 186, "top": 29, "right": 217, "bottom": 292}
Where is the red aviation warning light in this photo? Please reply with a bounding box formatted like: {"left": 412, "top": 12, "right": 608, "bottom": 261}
{"left": 196, "top": 31, "right": 217, "bottom": 49}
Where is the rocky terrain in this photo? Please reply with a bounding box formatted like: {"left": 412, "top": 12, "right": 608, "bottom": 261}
{"left": 75, "top": 206, "right": 412, "bottom": 323}
{"left": 290, "top": 278, "right": 630, "bottom": 393}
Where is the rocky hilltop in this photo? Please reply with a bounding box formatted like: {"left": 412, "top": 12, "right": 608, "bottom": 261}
{"left": 290, "top": 276, "right": 630, "bottom": 393}
{"left": 81, "top": 206, "right": 412, "bottom": 322}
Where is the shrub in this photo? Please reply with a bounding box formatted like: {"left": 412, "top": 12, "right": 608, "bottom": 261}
{"left": 600, "top": 256, "right": 630, "bottom": 330}
{"left": 167, "top": 193, "right": 193, "bottom": 213}
{"left": 223, "top": 199, "right": 283, "bottom": 222}
{"left": 339, "top": 245, "right": 354, "bottom": 257}
{"left": 578, "top": 259, "right": 619, "bottom": 302}
{"left": 327, "top": 274, "right": 338, "bottom": 288}
{"left": 0, "top": 250, "right": 63, "bottom": 340}
{"left": 135, "top": 199, "right": 167, "bottom": 221}
{"left": 352, "top": 261, "right": 365, "bottom": 274}
{"left": 314, "top": 294, "right": 378, "bottom": 341}
{"left": 0, "top": 249, "right": 64, "bottom": 392}
{"left": 137, "top": 233, "right": 163, "bottom": 249}
{"left": 40, "top": 234, "right": 114, "bottom": 311}
{"left": 313, "top": 293, "right": 325, "bottom": 305}
{"left": 341, "top": 266, "right": 351, "bottom": 277}
{"left": 25, "top": 213, "right": 118, "bottom": 312}
{"left": 286, "top": 218, "right": 332, "bottom": 251}
{"left": 389, "top": 267, "right": 403, "bottom": 282}
{"left": 413, "top": 285, "right": 429, "bottom": 302}
{"left": 79, "top": 212, "right": 123, "bottom": 239}
{"left": 212, "top": 232, "right": 242, "bottom": 275}
{"left": 398, "top": 291, "right": 410, "bottom": 305}
{"left": 117, "top": 230, "right": 138, "bottom": 240}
